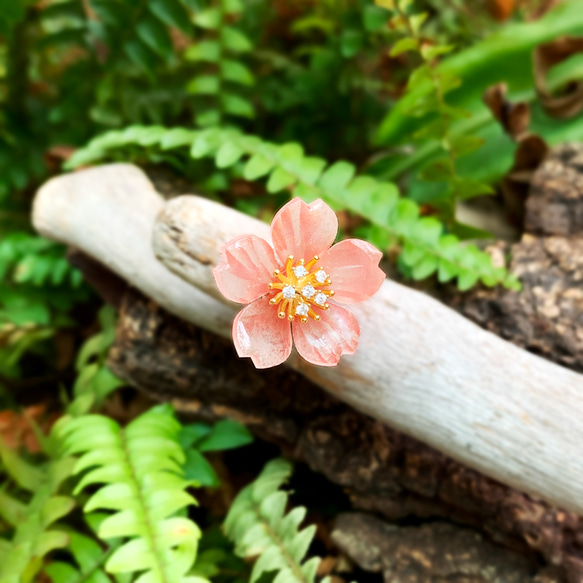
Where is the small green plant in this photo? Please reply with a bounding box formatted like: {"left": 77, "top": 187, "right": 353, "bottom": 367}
{"left": 67, "top": 304, "right": 125, "bottom": 416}
{"left": 224, "top": 458, "right": 328, "bottom": 583}
{"left": 0, "top": 233, "right": 91, "bottom": 394}
{"left": 0, "top": 233, "right": 86, "bottom": 328}
{"left": 0, "top": 438, "right": 76, "bottom": 583}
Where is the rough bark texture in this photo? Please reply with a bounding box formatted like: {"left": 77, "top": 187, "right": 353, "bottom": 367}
{"left": 108, "top": 289, "right": 583, "bottom": 583}
{"left": 331, "top": 513, "right": 560, "bottom": 583}
{"left": 448, "top": 235, "right": 583, "bottom": 371}
{"left": 450, "top": 144, "right": 583, "bottom": 372}
{"left": 525, "top": 144, "right": 583, "bottom": 236}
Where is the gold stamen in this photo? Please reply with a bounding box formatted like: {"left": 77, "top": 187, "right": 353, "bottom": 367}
{"left": 306, "top": 255, "right": 319, "bottom": 270}
{"left": 268, "top": 255, "right": 334, "bottom": 325}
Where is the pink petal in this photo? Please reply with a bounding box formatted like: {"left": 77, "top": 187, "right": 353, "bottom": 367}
{"left": 292, "top": 303, "right": 359, "bottom": 367}
{"left": 233, "top": 299, "right": 292, "bottom": 368}
{"left": 319, "top": 239, "right": 385, "bottom": 304}
{"left": 271, "top": 198, "right": 338, "bottom": 264}
{"left": 213, "top": 235, "right": 278, "bottom": 304}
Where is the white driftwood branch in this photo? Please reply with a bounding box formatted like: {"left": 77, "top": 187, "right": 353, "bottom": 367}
{"left": 34, "top": 163, "right": 583, "bottom": 515}
{"left": 33, "top": 164, "right": 234, "bottom": 335}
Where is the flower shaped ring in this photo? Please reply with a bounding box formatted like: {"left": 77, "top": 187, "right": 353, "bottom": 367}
{"left": 213, "top": 198, "right": 385, "bottom": 368}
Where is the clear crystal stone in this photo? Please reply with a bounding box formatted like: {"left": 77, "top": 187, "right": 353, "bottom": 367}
{"left": 314, "top": 292, "right": 327, "bottom": 306}
{"left": 293, "top": 265, "right": 308, "bottom": 278}
{"left": 296, "top": 303, "right": 309, "bottom": 316}
{"left": 302, "top": 285, "right": 315, "bottom": 299}
{"left": 282, "top": 285, "right": 296, "bottom": 299}
{"left": 315, "top": 269, "right": 327, "bottom": 283}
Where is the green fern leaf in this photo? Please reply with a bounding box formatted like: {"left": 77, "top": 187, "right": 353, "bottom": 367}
{"left": 65, "top": 126, "right": 521, "bottom": 291}
{"left": 0, "top": 450, "right": 76, "bottom": 583}
{"left": 53, "top": 406, "right": 207, "bottom": 583}
{"left": 224, "top": 458, "right": 324, "bottom": 583}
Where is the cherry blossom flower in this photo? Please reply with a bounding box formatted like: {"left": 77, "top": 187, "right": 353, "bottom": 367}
{"left": 213, "top": 198, "right": 385, "bottom": 368}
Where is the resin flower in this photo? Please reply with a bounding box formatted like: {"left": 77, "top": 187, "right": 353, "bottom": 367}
{"left": 213, "top": 198, "right": 385, "bottom": 368}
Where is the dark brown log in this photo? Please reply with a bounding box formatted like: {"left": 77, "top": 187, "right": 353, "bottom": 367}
{"left": 331, "top": 513, "right": 559, "bottom": 583}
{"left": 108, "top": 289, "right": 583, "bottom": 583}
{"left": 525, "top": 144, "right": 583, "bottom": 236}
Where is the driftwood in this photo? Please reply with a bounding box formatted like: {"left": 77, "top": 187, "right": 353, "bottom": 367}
{"left": 32, "top": 162, "right": 583, "bottom": 517}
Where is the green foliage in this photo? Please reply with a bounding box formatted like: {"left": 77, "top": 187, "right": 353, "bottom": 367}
{"left": 0, "top": 232, "right": 86, "bottom": 327}
{"left": 66, "top": 125, "right": 520, "bottom": 290}
{"left": 375, "top": 0, "right": 493, "bottom": 234}
{"left": 68, "top": 305, "right": 125, "bottom": 417}
{"left": 180, "top": 419, "right": 254, "bottom": 487}
{"left": 190, "top": 526, "right": 249, "bottom": 583}
{"left": 0, "top": 232, "right": 91, "bottom": 386}
{"left": 253, "top": 0, "right": 391, "bottom": 158}
{"left": 224, "top": 458, "right": 327, "bottom": 583}
{"left": 0, "top": 438, "right": 76, "bottom": 583}
{"left": 44, "top": 516, "right": 127, "bottom": 583}
{"left": 374, "top": 0, "right": 583, "bottom": 187}
{"left": 186, "top": 0, "right": 255, "bottom": 126}
{"left": 53, "top": 404, "right": 209, "bottom": 583}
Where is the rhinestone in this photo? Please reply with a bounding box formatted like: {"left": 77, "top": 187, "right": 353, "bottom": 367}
{"left": 315, "top": 269, "right": 327, "bottom": 283}
{"left": 295, "top": 303, "right": 309, "bottom": 316}
{"left": 293, "top": 265, "right": 308, "bottom": 278}
{"left": 282, "top": 285, "right": 296, "bottom": 299}
{"left": 314, "top": 292, "right": 327, "bottom": 306}
{"left": 302, "top": 285, "right": 315, "bottom": 299}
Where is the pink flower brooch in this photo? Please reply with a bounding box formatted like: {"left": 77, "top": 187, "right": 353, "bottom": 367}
{"left": 213, "top": 198, "right": 385, "bottom": 368}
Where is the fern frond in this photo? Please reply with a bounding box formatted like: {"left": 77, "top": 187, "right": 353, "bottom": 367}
{"left": 224, "top": 458, "right": 325, "bottom": 583}
{"left": 53, "top": 405, "right": 208, "bottom": 583}
{"left": 186, "top": 0, "right": 255, "bottom": 126}
{"left": 66, "top": 126, "right": 520, "bottom": 291}
{"left": 0, "top": 439, "right": 76, "bottom": 583}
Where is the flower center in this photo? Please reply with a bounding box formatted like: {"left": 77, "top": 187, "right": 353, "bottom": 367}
{"left": 267, "top": 255, "right": 334, "bottom": 323}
